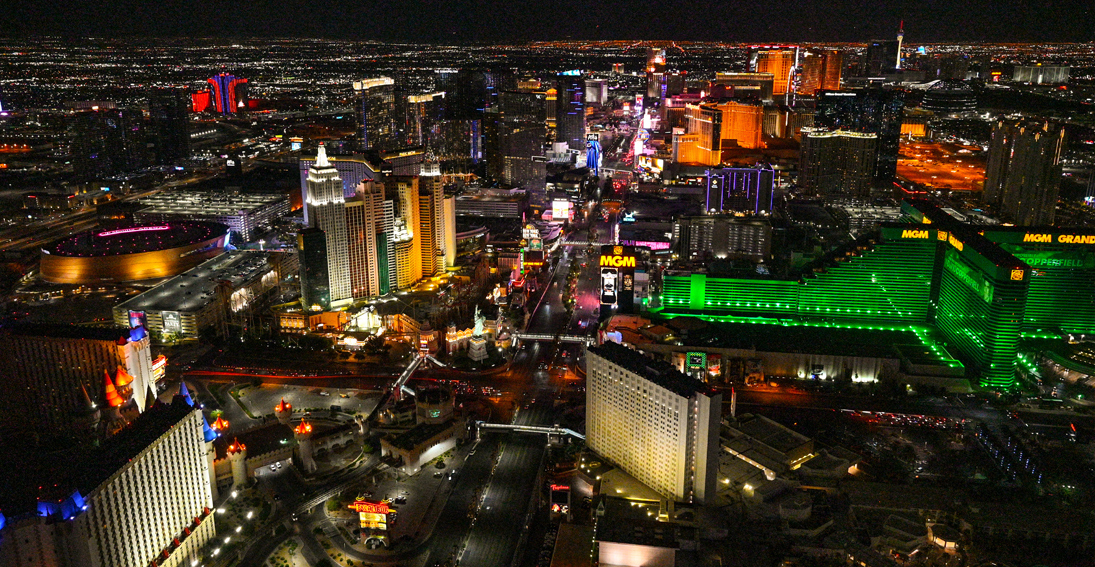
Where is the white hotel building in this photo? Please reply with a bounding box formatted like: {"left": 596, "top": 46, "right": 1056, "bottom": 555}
{"left": 0, "top": 399, "right": 215, "bottom": 567}
{"left": 585, "top": 342, "right": 722, "bottom": 505}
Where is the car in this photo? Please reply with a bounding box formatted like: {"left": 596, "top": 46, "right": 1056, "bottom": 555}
{"left": 271, "top": 464, "right": 277, "bottom": 471}
{"left": 434, "top": 471, "right": 444, "bottom": 479}
{"left": 319, "top": 391, "right": 330, "bottom": 396}
{"left": 340, "top": 393, "right": 349, "bottom": 398}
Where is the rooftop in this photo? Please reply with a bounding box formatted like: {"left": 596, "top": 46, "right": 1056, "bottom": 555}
{"left": 137, "top": 189, "right": 288, "bottom": 216}
{"left": 213, "top": 422, "right": 294, "bottom": 460}
{"left": 43, "top": 221, "right": 227, "bottom": 257}
{"left": 1, "top": 322, "right": 132, "bottom": 342}
{"left": 587, "top": 341, "right": 715, "bottom": 398}
{"left": 114, "top": 250, "right": 278, "bottom": 313}
{"left": 385, "top": 420, "right": 454, "bottom": 451}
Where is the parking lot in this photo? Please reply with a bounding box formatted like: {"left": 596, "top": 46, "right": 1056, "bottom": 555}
{"left": 236, "top": 383, "right": 381, "bottom": 418}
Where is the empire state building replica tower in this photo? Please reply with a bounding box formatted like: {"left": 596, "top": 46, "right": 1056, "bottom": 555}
{"left": 305, "top": 145, "right": 352, "bottom": 306}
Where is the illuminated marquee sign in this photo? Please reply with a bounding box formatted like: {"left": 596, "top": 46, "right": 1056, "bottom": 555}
{"left": 348, "top": 501, "right": 389, "bottom": 515}
{"left": 600, "top": 255, "right": 636, "bottom": 268}
{"left": 1023, "top": 233, "right": 1095, "bottom": 245}
{"left": 947, "top": 234, "right": 964, "bottom": 252}
{"left": 901, "top": 229, "right": 929, "bottom": 239}
{"left": 97, "top": 225, "right": 171, "bottom": 238}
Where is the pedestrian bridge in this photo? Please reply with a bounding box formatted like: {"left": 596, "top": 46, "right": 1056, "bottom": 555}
{"left": 475, "top": 421, "right": 585, "bottom": 440}
{"left": 512, "top": 333, "right": 596, "bottom": 346}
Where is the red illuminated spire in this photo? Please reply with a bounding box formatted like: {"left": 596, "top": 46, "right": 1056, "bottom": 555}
{"left": 102, "top": 371, "right": 124, "bottom": 408}
{"left": 113, "top": 365, "right": 134, "bottom": 388}
{"left": 275, "top": 398, "right": 292, "bottom": 413}
{"left": 212, "top": 416, "right": 230, "bottom": 431}
{"left": 294, "top": 421, "right": 313, "bottom": 435}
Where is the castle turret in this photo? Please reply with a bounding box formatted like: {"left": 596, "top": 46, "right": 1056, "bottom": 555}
{"left": 227, "top": 439, "right": 248, "bottom": 487}
{"left": 294, "top": 420, "right": 316, "bottom": 474}
{"left": 274, "top": 398, "right": 293, "bottom": 424}
{"left": 202, "top": 415, "right": 219, "bottom": 501}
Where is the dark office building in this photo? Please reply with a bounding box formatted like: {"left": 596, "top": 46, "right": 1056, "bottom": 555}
{"left": 555, "top": 74, "right": 586, "bottom": 152}
{"left": 983, "top": 119, "right": 1065, "bottom": 226}
{"left": 298, "top": 227, "right": 331, "bottom": 310}
{"left": 70, "top": 108, "right": 151, "bottom": 179}
{"left": 864, "top": 40, "right": 900, "bottom": 75}
{"left": 499, "top": 90, "right": 547, "bottom": 123}
{"left": 436, "top": 69, "right": 497, "bottom": 121}
{"left": 147, "top": 88, "right": 191, "bottom": 166}
{"left": 815, "top": 88, "right": 905, "bottom": 182}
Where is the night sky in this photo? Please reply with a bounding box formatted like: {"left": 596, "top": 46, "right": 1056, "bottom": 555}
{"left": 3, "top": 0, "right": 1094, "bottom": 42}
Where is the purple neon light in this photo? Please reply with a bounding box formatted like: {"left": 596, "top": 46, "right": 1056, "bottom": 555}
{"left": 97, "top": 226, "right": 171, "bottom": 237}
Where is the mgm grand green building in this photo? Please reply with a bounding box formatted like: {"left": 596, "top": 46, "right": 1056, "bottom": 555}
{"left": 654, "top": 200, "right": 1095, "bottom": 390}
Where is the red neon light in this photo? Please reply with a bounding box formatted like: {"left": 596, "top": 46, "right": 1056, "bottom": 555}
{"left": 97, "top": 226, "right": 171, "bottom": 237}
{"left": 348, "top": 501, "right": 389, "bottom": 514}
{"left": 550, "top": 484, "right": 569, "bottom": 492}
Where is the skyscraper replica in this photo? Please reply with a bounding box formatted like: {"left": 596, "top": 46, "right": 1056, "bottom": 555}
{"left": 0, "top": 395, "right": 216, "bottom": 567}
{"left": 983, "top": 119, "right": 1066, "bottom": 226}
{"left": 585, "top": 342, "right": 722, "bottom": 505}
{"left": 418, "top": 159, "right": 446, "bottom": 277}
{"left": 346, "top": 180, "right": 392, "bottom": 298}
{"left": 303, "top": 145, "right": 351, "bottom": 307}
{"left": 799, "top": 128, "right": 879, "bottom": 198}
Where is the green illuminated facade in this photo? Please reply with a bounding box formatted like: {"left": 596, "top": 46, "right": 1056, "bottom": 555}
{"left": 656, "top": 200, "right": 1095, "bottom": 390}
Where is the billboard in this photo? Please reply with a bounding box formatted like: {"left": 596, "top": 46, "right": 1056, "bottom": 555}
{"left": 599, "top": 245, "right": 637, "bottom": 313}
{"left": 128, "top": 310, "right": 147, "bottom": 329}
{"left": 348, "top": 501, "right": 390, "bottom": 530}
{"left": 687, "top": 351, "right": 707, "bottom": 379}
{"left": 162, "top": 311, "right": 182, "bottom": 333}
{"left": 552, "top": 199, "right": 572, "bottom": 223}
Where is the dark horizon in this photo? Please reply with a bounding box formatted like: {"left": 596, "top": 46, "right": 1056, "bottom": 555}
{"left": 3, "top": 0, "right": 1094, "bottom": 44}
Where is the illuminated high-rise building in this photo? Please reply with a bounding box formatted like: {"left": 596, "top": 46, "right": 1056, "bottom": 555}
{"left": 798, "top": 50, "right": 843, "bottom": 95}
{"left": 646, "top": 48, "right": 667, "bottom": 99}
{"left": 406, "top": 92, "right": 446, "bottom": 147}
{"left": 418, "top": 162, "right": 445, "bottom": 277}
{"left": 305, "top": 145, "right": 351, "bottom": 305}
{"left": 983, "top": 119, "right": 1065, "bottom": 226}
{"left": 586, "top": 342, "right": 721, "bottom": 504}
{"left": 676, "top": 101, "right": 763, "bottom": 165}
{"left": 799, "top": 128, "right": 878, "bottom": 198}
{"left": 386, "top": 176, "right": 423, "bottom": 289}
{"left": 207, "top": 72, "right": 248, "bottom": 114}
{"left": 345, "top": 180, "right": 390, "bottom": 298}
{"left": 704, "top": 166, "right": 776, "bottom": 214}
{"left": 354, "top": 77, "right": 398, "bottom": 151}
{"left": 555, "top": 73, "right": 586, "bottom": 151}
{"left": 0, "top": 397, "right": 216, "bottom": 567}
{"left": 753, "top": 50, "right": 795, "bottom": 97}
{"left": 297, "top": 227, "right": 330, "bottom": 309}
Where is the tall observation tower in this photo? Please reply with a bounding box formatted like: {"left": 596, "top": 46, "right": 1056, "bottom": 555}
{"left": 896, "top": 21, "right": 905, "bottom": 70}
